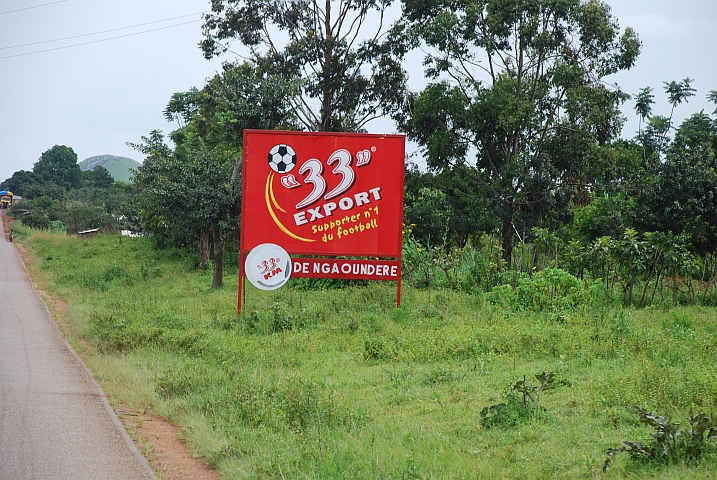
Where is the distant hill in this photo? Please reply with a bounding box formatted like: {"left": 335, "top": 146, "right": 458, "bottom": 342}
{"left": 79, "top": 155, "right": 140, "bottom": 183}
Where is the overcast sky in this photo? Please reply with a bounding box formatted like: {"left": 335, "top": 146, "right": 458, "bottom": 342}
{"left": 1, "top": 0, "right": 716, "bottom": 184}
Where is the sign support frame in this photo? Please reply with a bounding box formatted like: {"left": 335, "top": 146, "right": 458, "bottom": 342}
{"left": 237, "top": 130, "right": 405, "bottom": 315}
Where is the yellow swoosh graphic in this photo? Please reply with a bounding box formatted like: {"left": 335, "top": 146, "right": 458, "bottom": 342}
{"left": 265, "top": 173, "right": 315, "bottom": 243}
{"left": 269, "top": 174, "right": 286, "bottom": 213}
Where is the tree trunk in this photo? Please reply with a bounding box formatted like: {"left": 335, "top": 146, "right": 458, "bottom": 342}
{"left": 199, "top": 228, "right": 210, "bottom": 270}
{"left": 501, "top": 215, "right": 513, "bottom": 267}
{"left": 231, "top": 155, "right": 242, "bottom": 186}
{"left": 212, "top": 226, "right": 224, "bottom": 288}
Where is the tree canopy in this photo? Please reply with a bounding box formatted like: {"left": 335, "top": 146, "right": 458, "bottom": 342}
{"left": 33, "top": 145, "right": 83, "bottom": 191}
{"left": 132, "top": 62, "right": 296, "bottom": 286}
{"left": 398, "top": 0, "right": 641, "bottom": 262}
{"left": 201, "top": 0, "right": 409, "bottom": 132}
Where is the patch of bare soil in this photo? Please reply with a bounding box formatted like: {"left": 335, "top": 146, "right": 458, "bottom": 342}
{"left": 117, "top": 405, "right": 220, "bottom": 480}
{"left": 2, "top": 209, "right": 13, "bottom": 241}
{"left": 5, "top": 209, "right": 221, "bottom": 480}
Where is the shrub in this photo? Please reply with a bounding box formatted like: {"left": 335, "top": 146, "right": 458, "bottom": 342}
{"left": 604, "top": 407, "right": 717, "bottom": 471}
{"left": 21, "top": 213, "right": 53, "bottom": 230}
{"left": 485, "top": 268, "right": 590, "bottom": 312}
{"left": 480, "top": 372, "right": 556, "bottom": 428}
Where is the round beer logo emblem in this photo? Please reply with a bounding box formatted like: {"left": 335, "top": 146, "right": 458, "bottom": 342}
{"left": 245, "top": 243, "right": 292, "bottom": 290}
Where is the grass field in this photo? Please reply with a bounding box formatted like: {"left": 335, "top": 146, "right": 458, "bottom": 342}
{"left": 17, "top": 227, "right": 717, "bottom": 479}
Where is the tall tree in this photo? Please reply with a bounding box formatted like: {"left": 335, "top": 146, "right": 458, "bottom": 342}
{"left": 399, "top": 0, "right": 640, "bottom": 263}
{"left": 0, "top": 170, "right": 41, "bottom": 197}
{"left": 200, "top": 0, "right": 409, "bottom": 132}
{"left": 133, "top": 63, "right": 295, "bottom": 287}
{"left": 660, "top": 78, "right": 696, "bottom": 148}
{"left": 708, "top": 90, "right": 717, "bottom": 116}
{"left": 33, "top": 145, "right": 83, "bottom": 190}
{"left": 640, "top": 111, "right": 717, "bottom": 253}
{"left": 81, "top": 166, "right": 115, "bottom": 189}
{"left": 633, "top": 86, "right": 654, "bottom": 163}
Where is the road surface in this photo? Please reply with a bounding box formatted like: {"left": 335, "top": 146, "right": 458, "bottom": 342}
{"left": 0, "top": 235, "right": 156, "bottom": 479}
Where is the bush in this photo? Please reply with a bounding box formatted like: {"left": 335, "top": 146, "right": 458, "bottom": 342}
{"left": 21, "top": 213, "right": 53, "bottom": 230}
{"left": 63, "top": 204, "right": 115, "bottom": 234}
{"left": 485, "top": 268, "right": 591, "bottom": 312}
{"left": 604, "top": 407, "right": 717, "bottom": 471}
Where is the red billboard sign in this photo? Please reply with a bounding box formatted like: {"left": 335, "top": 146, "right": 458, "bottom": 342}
{"left": 240, "top": 130, "right": 405, "bottom": 256}
{"left": 238, "top": 130, "right": 405, "bottom": 312}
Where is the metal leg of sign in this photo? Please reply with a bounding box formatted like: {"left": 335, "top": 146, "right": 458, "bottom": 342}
{"left": 242, "top": 277, "right": 247, "bottom": 312}
{"left": 237, "top": 276, "right": 243, "bottom": 315}
{"left": 237, "top": 254, "right": 245, "bottom": 315}
{"left": 397, "top": 276, "right": 402, "bottom": 308}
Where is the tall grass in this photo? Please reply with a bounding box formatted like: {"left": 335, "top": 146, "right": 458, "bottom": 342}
{"left": 21, "top": 230, "right": 717, "bottom": 479}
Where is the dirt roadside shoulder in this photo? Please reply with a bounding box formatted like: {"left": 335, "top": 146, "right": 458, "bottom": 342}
{"left": 2, "top": 209, "right": 220, "bottom": 480}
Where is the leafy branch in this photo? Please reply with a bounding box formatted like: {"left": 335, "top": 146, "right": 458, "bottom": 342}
{"left": 480, "top": 371, "right": 556, "bottom": 428}
{"left": 604, "top": 407, "right": 717, "bottom": 471}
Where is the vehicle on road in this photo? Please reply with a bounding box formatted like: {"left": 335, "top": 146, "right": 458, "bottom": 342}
{"left": 0, "top": 191, "right": 13, "bottom": 209}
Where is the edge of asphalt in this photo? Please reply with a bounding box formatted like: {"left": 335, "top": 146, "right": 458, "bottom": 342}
{"left": 11, "top": 239, "right": 158, "bottom": 480}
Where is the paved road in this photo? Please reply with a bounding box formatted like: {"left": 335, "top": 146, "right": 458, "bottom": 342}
{"left": 0, "top": 237, "right": 156, "bottom": 480}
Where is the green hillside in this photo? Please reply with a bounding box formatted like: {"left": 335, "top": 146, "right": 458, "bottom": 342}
{"left": 79, "top": 155, "right": 140, "bottom": 183}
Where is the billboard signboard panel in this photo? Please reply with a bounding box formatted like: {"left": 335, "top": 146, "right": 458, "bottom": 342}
{"left": 240, "top": 130, "right": 405, "bottom": 257}
{"left": 239, "top": 130, "right": 405, "bottom": 312}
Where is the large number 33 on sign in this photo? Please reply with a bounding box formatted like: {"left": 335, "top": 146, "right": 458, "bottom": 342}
{"left": 294, "top": 149, "right": 356, "bottom": 210}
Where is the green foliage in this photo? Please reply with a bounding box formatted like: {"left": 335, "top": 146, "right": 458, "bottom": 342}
{"left": 1, "top": 169, "right": 42, "bottom": 197}
{"left": 202, "top": 62, "right": 299, "bottom": 143}
{"left": 665, "top": 78, "right": 697, "bottom": 110}
{"left": 485, "top": 269, "right": 590, "bottom": 312}
{"left": 201, "top": 0, "right": 408, "bottom": 132}
{"left": 63, "top": 204, "right": 116, "bottom": 234}
{"left": 401, "top": 225, "right": 717, "bottom": 309}
{"left": 33, "top": 145, "right": 83, "bottom": 191}
{"left": 570, "top": 195, "right": 636, "bottom": 242}
{"left": 640, "top": 113, "right": 717, "bottom": 253}
{"left": 708, "top": 90, "right": 717, "bottom": 116}
{"left": 131, "top": 131, "right": 238, "bottom": 247}
{"left": 21, "top": 212, "right": 53, "bottom": 230}
{"left": 21, "top": 231, "right": 717, "bottom": 478}
{"left": 29, "top": 195, "right": 64, "bottom": 220}
{"left": 402, "top": 225, "right": 435, "bottom": 287}
{"left": 400, "top": 0, "right": 640, "bottom": 263}
{"left": 81, "top": 166, "right": 115, "bottom": 189}
{"left": 480, "top": 372, "right": 556, "bottom": 428}
{"left": 404, "top": 187, "right": 452, "bottom": 247}
{"left": 604, "top": 407, "right": 717, "bottom": 471}
{"left": 634, "top": 87, "right": 655, "bottom": 122}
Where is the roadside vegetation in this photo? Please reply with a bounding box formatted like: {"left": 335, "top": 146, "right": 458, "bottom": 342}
{"left": 4, "top": 0, "right": 717, "bottom": 477}
{"left": 14, "top": 226, "right": 717, "bottom": 479}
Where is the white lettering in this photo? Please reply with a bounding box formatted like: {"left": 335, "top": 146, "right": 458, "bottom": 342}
{"left": 339, "top": 197, "right": 353, "bottom": 210}
{"left": 354, "top": 191, "right": 370, "bottom": 206}
{"left": 323, "top": 202, "right": 337, "bottom": 216}
{"left": 307, "top": 206, "right": 324, "bottom": 221}
{"left": 294, "top": 211, "right": 308, "bottom": 226}
{"left": 341, "top": 263, "right": 351, "bottom": 274}
{"left": 390, "top": 266, "right": 398, "bottom": 277}
{"left": 295, "top": 187, "right": 381, "bottom": 225}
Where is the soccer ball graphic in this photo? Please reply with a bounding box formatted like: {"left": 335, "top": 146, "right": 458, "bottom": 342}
{"left": 268, "top": 144, "right": 297, "bottom": 173}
